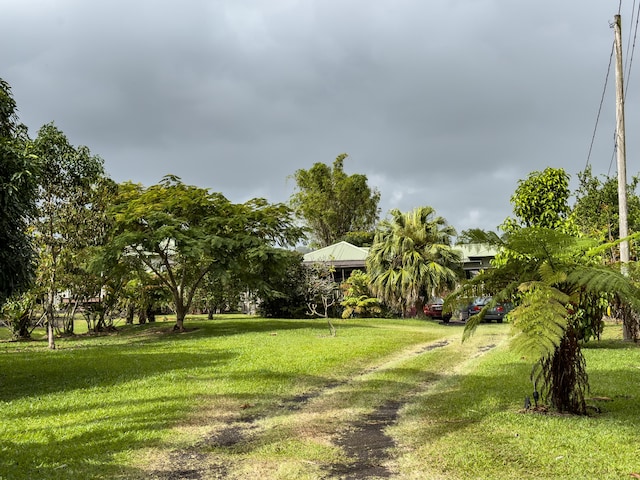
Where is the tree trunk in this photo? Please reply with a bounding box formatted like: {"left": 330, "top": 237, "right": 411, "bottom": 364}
{"left": 46, "top": 293, "right": 56, "bottom": 350}
{"left": 173, "top": 300, "right": 187, "bottom": 331}
{"left": 542, "top": 327, "right": 587, "bottom": 414}
{"left": 613, "top": 299, "right": 639, "bottom": 341}
{"left": 138, "top": 308, "right": 147, "bottom": 324}
{"left": 14, "top": 312, "right": 31, "bottom": 340}
{"left": 126, "top": 304, "right": 134, "bottom": 324}
{"left": 47, "top": 320, "right": 56, "bottom": 350}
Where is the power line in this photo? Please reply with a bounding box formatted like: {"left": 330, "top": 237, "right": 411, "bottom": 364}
{"left": 624, "top": 0, "right": 640, "bottom": 98}
{"left": 585, "top": 40, "right": 615, "bottom": 171}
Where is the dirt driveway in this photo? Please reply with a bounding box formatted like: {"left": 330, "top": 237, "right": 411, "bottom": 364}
{"left": 145, "top": 328, "right": 506, "bottom": 479}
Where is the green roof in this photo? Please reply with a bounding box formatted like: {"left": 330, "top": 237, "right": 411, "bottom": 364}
{"left": 302, "top": 241, "right": 497, "bottom": 268}
{"left": 455, "top": 244, "right": 499, "bottom": 261}
{"left": 303, "top": 241, "right": 369, "bottom": 263}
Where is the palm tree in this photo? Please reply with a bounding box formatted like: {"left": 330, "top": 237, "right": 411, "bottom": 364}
{"left": 366, "top": 206, "right": 461, "bottom": 317}
{"left": 455, "top": 227, "right": 640, "bottom": 414}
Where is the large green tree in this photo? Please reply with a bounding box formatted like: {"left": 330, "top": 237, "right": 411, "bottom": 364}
{"left": 109, "top": 176, "right": 303, "bottom": 331}
{"left": 366, "top": 206, "right": 461, "bottom": 317}
{"left": 0, "top": 78, "right": 38, "bottom": 306}
{"left": 31, "top": 123, "right": 107, "bottom": 348}
{"left": 290, "top": 153, "right": 380, "bottom": 247}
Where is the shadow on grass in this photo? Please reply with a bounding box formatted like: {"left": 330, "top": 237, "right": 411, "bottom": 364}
{"left": 0, "top": 362, "right": 344, "bottom": 479}
{"left": 0, "top": 346, "right": 237, "bottom": 403}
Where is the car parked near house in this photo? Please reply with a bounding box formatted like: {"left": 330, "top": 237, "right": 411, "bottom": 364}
{"left": 467, "top": 296, "right": 512, "bottom": 323}
{"left": 423, "top": 297, "right": 452, "bottom": 322}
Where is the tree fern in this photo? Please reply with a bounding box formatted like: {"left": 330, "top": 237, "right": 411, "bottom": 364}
{"left": 454, "top": 227, "right": 640, "bottom": 414}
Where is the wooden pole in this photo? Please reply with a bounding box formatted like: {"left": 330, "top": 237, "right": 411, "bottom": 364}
{"left": 614, "top": 15, "right": 637, "bottom": 341}
{"left": 614, "top": 14, "right": 630, "bottom": 268}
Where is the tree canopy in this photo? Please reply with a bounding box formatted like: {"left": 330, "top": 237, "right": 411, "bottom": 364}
{"left": 501, "top": 167, "right": 573, "bottom": 233}
{"left": 290, "top": 153, "right": 380, "bottom": 247}
{"left": 109, "top": 176, "right": 304, "bottom": 330}
{"left": 572, "top": 165, "right": 640, "bottom": 260}
{"left": 0, "top": 78, "right": 38, "bottom": 306}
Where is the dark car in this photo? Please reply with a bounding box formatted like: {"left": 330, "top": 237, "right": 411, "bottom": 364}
{"left": 423, "top": 297, "right": 452, "bottom": 322}
{"left": 467, "top": 296, "right": 512, "bottom": 323}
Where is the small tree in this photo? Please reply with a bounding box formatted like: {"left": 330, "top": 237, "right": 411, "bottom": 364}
{"left": 31, "top": 123, "right": 106, "bottom": 348}
{"left": 305, "top": 262, "right": 339, "bottom": 336}
{"left": 340, "top": 270, "right": 381, "bottom": 318}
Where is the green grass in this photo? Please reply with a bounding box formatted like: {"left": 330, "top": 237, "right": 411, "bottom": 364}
{"left": 393, "top": 322, "right": 640, "bottom": 480}
{"left": 0, "top": 315, "right": 451, "bottom": 479}
{"left": 0, "top": 317, "right": 638, "bottom": 479}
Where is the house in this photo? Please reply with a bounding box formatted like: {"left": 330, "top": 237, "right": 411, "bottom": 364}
{"left": 303, "top": 241, "right": 497, "bottom": 282}
{"left": 456, "top": 244, "right": 499, "bottom": 278}
{"left": 302, "top": 241, "right": 369, "bottom": 282}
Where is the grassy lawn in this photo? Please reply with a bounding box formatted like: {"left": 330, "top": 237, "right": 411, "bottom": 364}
{"left": 0, "top": 316, "right": 638, "bottom": 479}
{"left": 393, "top": 322, "right": 640, "bottom": 480}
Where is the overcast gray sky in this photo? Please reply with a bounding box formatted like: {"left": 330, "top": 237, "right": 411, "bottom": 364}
{"left": 3, "top": 1, "right": 638, "bottom": 235}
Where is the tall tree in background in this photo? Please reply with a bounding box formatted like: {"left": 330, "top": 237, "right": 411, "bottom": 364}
{"left": 572, "top": 165, "right": 640, "bottom": 261}
{"left": 290, "top": 153, "right": 380, "bottom": 247}
{"left": 109, "top": 176, "right": 303, "bottom": 331}
{"left": 367, "top": 206, "right": 461, "bottom": 317}
{"left": 32, "top": 123, "right": 106, "bottom": 349}
{"left": 572, "top": 166, "right": 640, "bottom": 340}
{"left": 0, "top": 78, "right": 38, "bottom": 306}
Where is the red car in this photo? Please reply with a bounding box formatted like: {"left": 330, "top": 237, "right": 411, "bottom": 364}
{"left": 423, "top": 298, "right": 452, "bottom": 322}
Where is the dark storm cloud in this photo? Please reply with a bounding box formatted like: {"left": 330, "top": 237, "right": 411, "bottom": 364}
{"left": 2, "top": 0, "right": 634, "bottom": 233}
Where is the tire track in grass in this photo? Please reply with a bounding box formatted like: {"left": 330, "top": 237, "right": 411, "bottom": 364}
{"left": 149, "top": 334, "right": 503, "bottom": 479}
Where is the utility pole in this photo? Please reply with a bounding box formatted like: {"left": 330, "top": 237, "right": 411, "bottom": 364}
{"left": 614, "top": 14, "right": 630, "bottom": 268}
{"left": 614, "top": 14, "right": 637, "bottom": 341}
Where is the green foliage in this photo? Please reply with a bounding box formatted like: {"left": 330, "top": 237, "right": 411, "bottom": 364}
{"left": 109, "top": 176, "right": 304, "bottom": 329}
{"left": 502, "top": 167, "right": 575, "bottom": 233}
{"left": 340, "top": 270, "right": 381, "bottom": 318}
{"left": 454, "top": 226, "right": 640, "bottom": 414}
{"left": 290, "top": 153, "right": 380, "bottom": 247}
{"left": 367, "top": 206, "right": 461, "bottom": 316}
{"left": 509, "top": 282, "right": 569, "bottom": 360}
{"left": 572, "top": 165, "right": 640, "bottom": 260}
{"left": 0, "top": 78, "right": 38, "bottom": 305}
{"left": 257, "top": 250, "right": 308, "bottom": 319}
{"left": 0, "top": 292, "right": 38, "bottom": 339}
{"left": 31, "top": 123, "right": 107, "bottom": 344}
{"left": 342, "top": 230, "right": 376, "bottom": 247}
